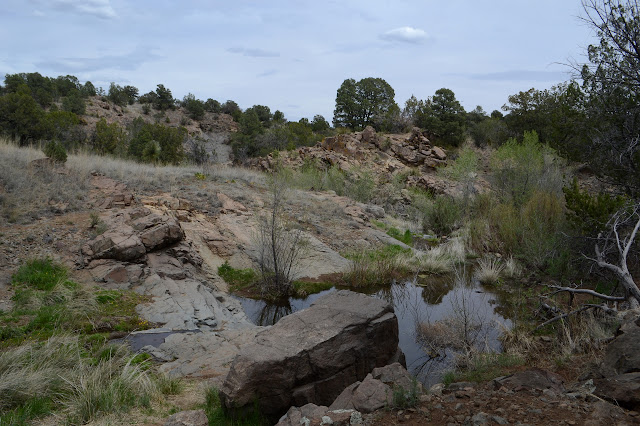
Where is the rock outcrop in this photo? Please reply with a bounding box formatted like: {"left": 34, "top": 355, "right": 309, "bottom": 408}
{"left": 219, "top": 290, "right": 404, "bottom": 419}
{"left": 593, "top": 311, "right": 640, "bottom": 409}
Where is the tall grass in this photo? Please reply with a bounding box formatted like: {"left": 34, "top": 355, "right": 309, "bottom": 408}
{"left": 0, "top": 335, "right": 171, "bottom": 424}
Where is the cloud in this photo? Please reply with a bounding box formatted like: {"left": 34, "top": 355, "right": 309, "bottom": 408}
{"left": 257, "top": 69, "right": 278, "bottom": 78}
{"left": 32, "top": 0, "right": 116, "bottom": 19}
{"left": 469, "top": 70, "right": 569, "bottom": 81}
{"left": 36, "top": 46, "right": 160, "bottom": 73}
{"left": 380, "top": 26, "right": 429, "bottom": 44}
{"left": 227, "top": 47, "right": 280, "bottom": 58}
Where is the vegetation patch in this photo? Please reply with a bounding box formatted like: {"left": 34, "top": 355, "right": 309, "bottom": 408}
{"left": 442, "top": 352, "right": 523, "bottom": 385}
{"left": 203, "top": 387, "right": 268, "bottom": 426}
{"left": 218, "top": 262, "right": 258, "bottom": 292}
{"left": 291, "top": 280, "right": 334, "bottom": 298}
{"left": 343, "top": 245, "right": 412, "bottom": 287}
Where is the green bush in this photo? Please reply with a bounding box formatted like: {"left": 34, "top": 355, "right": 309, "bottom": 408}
{"left": 42, "top": 140, "right": 67, "bottom": 163}
{"left": 490, "top": 131, "right": 564, "bottom": 206}
{"left": 423, "top": 195, "right": 463, "bottom": 235}
{"left": 563, "top": 178, "right": 626, "bottom": 234}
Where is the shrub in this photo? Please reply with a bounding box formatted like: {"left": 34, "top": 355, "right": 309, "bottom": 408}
{"left": 563, "top": 177, "right": 626, "bottom": 234}
{"left": 490, "top": 131, "right": 564, "bottom": 206}
{"left": 423, "top": 195, "right": 463, "bottom": 235}
{"left": 42, "top": 140, "right": 67, "bottom": 163}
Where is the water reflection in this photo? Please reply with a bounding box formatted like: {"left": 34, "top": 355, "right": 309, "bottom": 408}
{"left": 234, "top": 268, "right": 511, "bottom": 387}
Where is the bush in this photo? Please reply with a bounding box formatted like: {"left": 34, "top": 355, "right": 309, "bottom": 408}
{"left": 490, "top": 131, "right": 564, "bottom": 206}
{"left": 42, "top": 140, "right": 67, "bottom": 163}
{"left": 423, "top": 195, "right": 463, "bottom": 235}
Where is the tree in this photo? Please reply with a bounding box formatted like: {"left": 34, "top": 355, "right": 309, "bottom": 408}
{"left": 182, "top": 93, "right": 205, "bottom": 120}
{"left": 93, "top": 118, "right": 126, "bottom": 155}
{"left": 0, "top": 85, "right": 46, "bottom": 144}
{"left": 205, "top": 98, "right": 221, "bottom": 113}
{"left": 82, "top": 81, "right": 97, "bottom": 97}
{"left": 333, "top": 77, "right": 397, "bottom": 130}
{"left": 107, "top": 83, "right": 129, "bottom": 107}
{"left": 154, "top": 84, "right": 174, "bottom": 111}
{"left": 415, "top": 88, "right": 466, "bottom": 146}
{"left": 578, "top": 0, "right": 640, "bottom": 194}
{"left": 311, "top": 114, "right": 330, "bottom": 133}
{"left": 62, "top": 90, "right": 86, "bottom": 115}
{"left": 221, "top": 100, "right": 242, "bottom": 121}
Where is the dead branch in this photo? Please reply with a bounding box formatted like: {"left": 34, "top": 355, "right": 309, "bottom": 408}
{"left": 546, "top": 284, "right": 627, "bottom": 302}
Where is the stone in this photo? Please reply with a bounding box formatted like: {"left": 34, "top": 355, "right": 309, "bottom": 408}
{"left": 139, "top": 217, "right": 184, "bottom": 251}
{"left": 432, "top": 146, "right": 447, "bottom": 160}
{"left": 360, "top": 126, "right": 378, "bottom": 145}
{"left": 600, "top": 324, "right": 640, "bottom": 377}
{"left": 82, "top": 226, "right": 146, "bottom": 261}
{"left": 594, "top": 372, "right": 640, "bottom": 410}
{"left": 276, "top": 404, "right": 360, "bottom": 426}
{"left": 220, "top": 290, "right": 402, "bottom": 419}
{"left": 371, "top": 362, "right": 420, "bottom": 393}
{"left": 345, "top": 374, "right": 390, "bottom": 413}
{"left": 493, "top": 368, "right": 565, "bottom": 392}
{"left": 163, "top": 409, "right": 208, "bottom": 426}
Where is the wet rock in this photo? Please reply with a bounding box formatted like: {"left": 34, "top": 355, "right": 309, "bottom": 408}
{"left": 164, "top": 409, "right": 208, "bottom": 426}
{"left": 220, "top": 290, "right": 402, "bottom": 419}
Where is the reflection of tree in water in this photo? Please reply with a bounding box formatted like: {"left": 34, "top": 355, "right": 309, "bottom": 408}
{"left": 418, "top": 278, "right": 454, "bottom": 305}
{"left": 256, "top": 301, "right": 293, "bottom": 326}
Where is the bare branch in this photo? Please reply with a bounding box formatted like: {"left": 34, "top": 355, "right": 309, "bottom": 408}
{"left": 546, "top": 284, "right": 627, "bottom": 302}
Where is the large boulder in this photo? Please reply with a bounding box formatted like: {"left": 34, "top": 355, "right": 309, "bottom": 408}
{"left": 219, "top": 290, "right": 403, "bottom": 420}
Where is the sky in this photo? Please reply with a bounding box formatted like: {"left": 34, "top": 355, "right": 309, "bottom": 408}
{"left": 2, "top": 0, "right": 597, "bottom": 121}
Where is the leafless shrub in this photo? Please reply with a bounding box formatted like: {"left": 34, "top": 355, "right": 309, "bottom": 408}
{"left": 254, "top": 171, "right": 307, "bottom": 298}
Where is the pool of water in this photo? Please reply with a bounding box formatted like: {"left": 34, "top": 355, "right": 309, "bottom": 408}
{"left": 234, "top": 270, "right": 511, "bottom": 387}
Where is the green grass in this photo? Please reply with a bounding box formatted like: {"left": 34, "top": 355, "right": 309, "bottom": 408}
{"left": 387, "top": 227, "right": 413, "bottom": 245}
{"left": 342, "top": 245, "right": 412, "bottom": 287}
{"left": 11, "top": 258, "right": 67, "bottom": 291}
{"left": 204, "top": 387, "right": 268, "bottom": 426}
{"left": 218, "top": 262, "right": 258, "bottom": 291}
{"left": 442, "top": 352, "right": 523, "bottom": 385}
{"left": 388, "top": 378, "right": 421, "bottom": 410}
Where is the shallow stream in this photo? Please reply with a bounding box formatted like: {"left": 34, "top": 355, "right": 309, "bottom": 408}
{"left": 234, "top": 271, "right": 511, "bottom": 387}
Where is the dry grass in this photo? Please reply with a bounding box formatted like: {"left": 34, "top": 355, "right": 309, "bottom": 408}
{"left": 0, "top": 334, "right": 179, "bottom": 424}
{"left": 0, "top": 138, "right": 265, "bottom": 224}
{"left": 0, "top": 139, "right": 90, "bottom": 224}
{"left": 409, "top": 235, "right": 467, "bottom": 275}
{"left": 475, "top": 257, "right": 504, "bottom": 285}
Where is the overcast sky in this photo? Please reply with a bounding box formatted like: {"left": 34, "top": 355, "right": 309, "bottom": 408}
{"left": 2, "top": 0, "right": 596, "bottom": 121}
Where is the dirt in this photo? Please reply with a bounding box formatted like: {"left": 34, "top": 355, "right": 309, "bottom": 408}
{"left": 367, "top": 381, "right": 640, "bottom": 425}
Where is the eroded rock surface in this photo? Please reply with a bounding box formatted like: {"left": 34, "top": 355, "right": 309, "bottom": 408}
{"left": 220, "top": 290, "right": 404, "bottom": 419}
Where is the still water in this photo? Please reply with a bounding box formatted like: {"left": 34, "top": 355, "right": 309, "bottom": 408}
{"left": 234, "top": 272, "right": 511, "bottom": 387}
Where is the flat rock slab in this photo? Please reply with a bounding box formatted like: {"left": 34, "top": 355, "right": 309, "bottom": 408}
{"left": 220, "top": 290, "right": 402, "bottom": 420}
{"left": 136, "top": 274, "right": 250, "bottom": 331}
{"left": 158, "top": 327, "right": 261, "bottom": 387}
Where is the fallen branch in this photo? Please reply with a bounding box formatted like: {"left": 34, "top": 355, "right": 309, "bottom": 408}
{"left": 547, "top": 284, "right": 626, "bottom": 302}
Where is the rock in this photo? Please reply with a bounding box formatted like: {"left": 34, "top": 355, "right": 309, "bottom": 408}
{"left": 371, "top": 362, "right": 420, "bottom": 393}
{"left": 136, "top": 274, "right": 251, "bottom": 331}
{"left": 360, "top": 126, "right": 378, "bottom": 145}
{"left": 82, "top": 226, "right": 146, "bottom": 261}
{"left": 139, "top": 217, "right": 184, "bottom": 251}
{"left": 493, "top": 368, "right": 565, "bottom": 392}
{"left": 362, "top": 204, "right": 385, "bottom": 219}
{"left": 335, "top": 373, "right": 390, "bottom": 413}
{"left": 276, "top": 404, "right": 361, "bottom": 426}
{"left": 217, "top": 192, "right": 248, "bottom": 214}
{"left": 87, "top": 259, "right": 143, "bottom": 288}
{"left": 432, "top": 146, "right": 447, "bottom": 160}
{"left": 220, "top": 290, "right": 402, "bottom": 419}
{"left": 163, "top": 409, "right": 208, "bottom": 426}
{"left": 600, "top": 322, "right": 640, "bottom": 377}
{"left": 594, "top": 372, "right": 640, "bottom": 409}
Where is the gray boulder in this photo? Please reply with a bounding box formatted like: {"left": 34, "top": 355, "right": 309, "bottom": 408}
{"left": 220, "top": 290, "right": 403, "bottom": 419}
{"left": 163, "top": 410, "right": 208, "bottom": 426}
